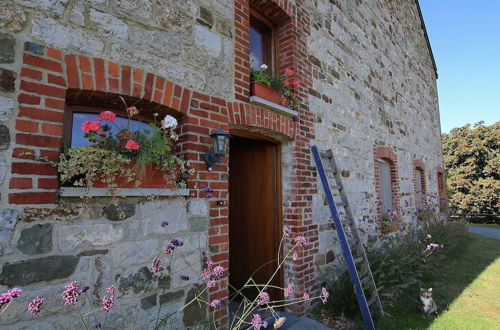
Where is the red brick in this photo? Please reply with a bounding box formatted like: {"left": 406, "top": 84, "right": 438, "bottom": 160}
{"left": 82, "top": 73, "right": 93, "bottom": 90}
{"left": 18, "top": 93, "right": 40, "bottom": 105}
{"left": 45, "top": 98, "right": 65, "bottom": 110}
{"left": 180, "top": 88, "right": 191, "bottom": 113}
{"left": 13, "top": 148, "right": 36, "bottom": 160}
{"left": 79, "top": 56, "right": 91, "bottom": 73}
{"left": 38, "top": 178, "right": 59, "bottom": 189}
{"left": 20, "top": 68, "right": 42, "bottom": 81}
{"left": 133, "top": 69, "right": 142, "bottom": 83}
{"left": 23, "top": 54, "right": 63, "bottom": 73}
{"left": 12, "top": 162, "right": 58, "bottom": 175}
{"left": 9, "top": 192, "right": 58, "bottom": 204}
{"left": 40, "top": 150, "right": 60, "bottom": 162}
{"left": 163, "top": 81, "right": 174, "bottom": 106}
{"left": 9, "top": 178, "right": 33, "bottom": 189}
{"left": 20, "top": 81, "right": 65, "bottom": 99}
{"left": 94, "top": 58, "right": 106, "bottom": 91}
{"left": 108, "top": 61, "right": 119, "bottom": 77}
{"left": 108, "top": 78, "right": 119, "bottom": 92}
{"left": 16, "top": 133, "right": 61, "bottom": 148}
{"left": 42, "top": 123, "right": 63, "bottom": 136}
{"left": 121, "top": 65, "right": 131, "bottom": 95}
{"left": 47, "top": 48, "right": 62, "bottom": 60}
{"left": 16, "top": 119, "right": 38, "bottom": 133}
{"left": 65, "top": 55, "right": 80, "bottom": 89}
{"left": 143, "top": 73, "right": 154, "bottom": 100}
{"left": 47, "top": 74, "right": 66, "bottom": 86}
{"left": 18, "top": 106, "right": 64, "bottom": 122}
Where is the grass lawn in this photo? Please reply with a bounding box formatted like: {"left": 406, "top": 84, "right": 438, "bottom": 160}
{"left": 376, "top": 232, "right": 500, "bottom": 330}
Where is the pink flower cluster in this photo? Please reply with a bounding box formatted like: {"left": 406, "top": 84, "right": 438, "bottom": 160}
{"left": 201, "top": 260, "right": 225, "bottom": 289}
{"left": 321, "top": 287, "right": 329, "bottom": 304}
{"left": 0, "top": 288, "right": 22, "bottom": 307}
{"left": 210, "top": 299, "right": 221, "bottom": 310}
{"left": 151, "top": 258, "right": 161, "bottom": 273}
{"left": 282, "top": 69, "right": 300, "bottom": 88}
{"left": 81, "top": 120, "right": 101, "bottom": 132}
{"left": 257, "top": 292, "right": 270, "bottom": 306}
{"left": 100, "top": 285, "right": 116, "bottom": 312}
{"left": 294, "top": 236, "right": 307, "bottom": 246}
{"left": 252, "top": 314, "right": 268, "bottom": 329}
{"left": 284, "top": 283, "right": 294, "bottom": 298}
{"left": 125, "top": 140, "right": 140, "bottom": 150}
{"left": 61, "top": 281, "right": 82, "bottom": 305}
{"left": 426, "top": 243, "right": 444, "bottom": 251}
{"left": 27, "top": 297, "right": 44, "bottom": 315}
{"left": 98, "top": 111, "right": 116, "bottom": 122}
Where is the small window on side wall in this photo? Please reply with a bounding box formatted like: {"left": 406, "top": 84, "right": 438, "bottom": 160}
{"left": 378, "top": 159, "right": 393, "bottom": 214}
{"left": 250, "top": 12, "right": 276, "bottom": 73}
{"left": 415, "top": 168, "right": 425, "bottom": 207}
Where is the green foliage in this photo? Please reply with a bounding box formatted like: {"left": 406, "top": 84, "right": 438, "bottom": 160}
{"left": 250, "top": 69, "right": 276, "bottom": 87}
{"left": 442, "top": 121, "right": 499, "bottom": 215}
{"left": 322, "top": 219, "right": 468, "bottom": 317}
{"left": 249, "top": 66, "right": 300, "bottom": 110}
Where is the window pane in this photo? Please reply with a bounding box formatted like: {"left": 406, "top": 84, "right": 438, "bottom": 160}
{"left": 71, "top": 112, "right": 151, "bottom": 147}
{"left": 379, "top": 160, "right": 393, "bottom": 213}
{"left": 250, "top": 16, "right": 273, "bottom": 71}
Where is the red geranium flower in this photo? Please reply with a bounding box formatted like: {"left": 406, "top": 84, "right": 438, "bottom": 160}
{"left": 81, "top": 121, "right": 101, "bottom": 132}
{"left": 284, "top": 69, "right": 294, "bottom": 77}
{"left": 98, "top": 111, "right": 116, "bottom": 122}
{"left": 125, "top": 140, "right": 140, "bottom": 150}
{"left": 292, "top": 80, "right": 300, "bottom": 88}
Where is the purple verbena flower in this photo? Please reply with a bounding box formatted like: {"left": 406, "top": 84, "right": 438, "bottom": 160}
{"left": 180, "top": 274, "right": 190, "bottom": 281}
{"left": 171, "top": 238, "right": 184, "bottom": 247}
{"left": 152, "top": 258, "right": 161, "bottom": 273}
{"left": 61, "top": 281, "right": 81, "bottom": 305}
{"left": 257, "top": 292, "right": 270, "bottom": 306}
{"left": 284, "top": 283, "right": 294, "bottom": 298}
{"left": 100, "top": 295, "right": 114, "bottom": 312}
{"left": 321, "top": 287, "right": 329, "bottom": 304}
{"left": 27, "top": 297, "right": 44, "bottom": 315}
{"left": 106, "top": 285, "right": 116, "bottom": 294}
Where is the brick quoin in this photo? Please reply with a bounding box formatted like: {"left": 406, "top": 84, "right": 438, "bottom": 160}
{"left": 413, "top": 159, "right": 427, "bottom": 204}
{"left": 436, "top": 167, "right": 447, "bottom": 211}
{"left": 373, "top": 146, "right": 401, "bottom": 214}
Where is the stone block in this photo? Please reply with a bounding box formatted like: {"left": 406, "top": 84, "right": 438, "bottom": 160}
{"left": 197, "top": 6, "right": 213, "bottom": 28}
{"left": 187, "top": 199, "right": 209, "bottom": 216}
{"left": 0, "top": 33, "right": 15, "bottom": 63}
{"left": 0, "top": 255, "right": 79, "bottom": 286}
{"left": 159, "top": 289, "right": 184, "bottom": 305}
{"left": 16, "top": 223, "right": 53, "bottom": 255}
{"left": 115, "top": 0, "right": 153, "bottom": 22}
{"left": 154, "top": 2, "right": 193, "bottom": 32}
{"left": 89, "top": 8, "right": 128, "bottom": 40}
{"left": 128, "top": 28, "right": 182, "bottom": 60}
{"left": 183, "top": 287, "right": 207, "bottom": 327}
{"left": 31, "top": 15, "right": 104, "bottom": 56}
{"left": 215, "top": 17, "right": 232, "bottom": 38}
{"left": 0, "top": 68, "right": 16, "bottom": 92}
{"left": 24, "top": 41, "right": 45, "bottom": 55}
{"left": 17, "top": 0, "right": 69, "bottom": 18}
{"left": 0, "top": 125, "right": 10, "bottom": 151}
{"left": 194, "top": 25, "right": 222, "bottom": 57}
{"left": 57, "top": 223, "right": 124, "bottom": 253}
{"left": 0, "top": 95, "right": 14, "bottom": 121}
{"left": 109, "top": 239, "right": 157, "bottom": 269}
{"left": 0, "top": 6, "right": 27, "bottom": 32}
{"left": 141, "top": 294, "right": 157, "bottom": 310}
{"left": 116, "top": 266, "right": 154, "bottom": 296}
{"left": 141, "top": 198, "right": 188, "bottom": 236}
{"left": 0, "top": 209, "right": 18, "bottom": 230}
{"left": 103, "top": 202, "right": 135, "bottom": 221}
{"left": 189, "top": 216, "right": 208, "bottom": 232}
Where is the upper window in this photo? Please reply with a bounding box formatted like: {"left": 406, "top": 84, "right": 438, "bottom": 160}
{"left": 64, "top": 105, "right": 152, "bottom": 147}
{"left": 249, "top": 12, "right": 276, "bottom": 73}
{"left": 378, "top": 159, "right": 393, "bottom": 214}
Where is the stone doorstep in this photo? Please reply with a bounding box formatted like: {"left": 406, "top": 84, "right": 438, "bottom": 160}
{"left": 59, "top": 187, "right": 190, "bottom": 197}
{"left": 256, "top": 312, "right": 334, "bottom": 330}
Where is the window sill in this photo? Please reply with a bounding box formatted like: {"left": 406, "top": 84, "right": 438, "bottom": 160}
{"left": 249, "top": 96, "right": 298, "bottom": 118}
{"left": 59, "top": 187, "right": 190, "bottom": 197}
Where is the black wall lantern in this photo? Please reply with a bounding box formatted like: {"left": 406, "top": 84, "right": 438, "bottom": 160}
{"left": 204, "top": 127, "right": 230, "bottom": 171}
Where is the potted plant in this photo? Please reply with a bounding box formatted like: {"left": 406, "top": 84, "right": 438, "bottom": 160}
{"left": 58, "top": 104, "right": 191, "bottom": 195}
{"left": 379, "top": 212, "right": 404, "bottom": 234}
{"left": 250, "top": 64, "right": 300, "bottom": 110}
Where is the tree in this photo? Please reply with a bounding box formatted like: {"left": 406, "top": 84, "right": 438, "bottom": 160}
{"left": 442, "top": 121, "right": 499, "bottom": 214}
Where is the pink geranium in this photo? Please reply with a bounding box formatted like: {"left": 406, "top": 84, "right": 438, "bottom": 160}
{"left": 98, "top": 111, "right": 116, "bottom": 122}
{"left": 81, "top": 120, "right": 101, "bottom": 132}
{"left": 292, "top": 80, "right": 300, "bottom": 88}
{"left": 284, "top": 69, "right": 294, "bottom": 77}
{"left": 125, "top": 140, "right": 140, "bottom": 150}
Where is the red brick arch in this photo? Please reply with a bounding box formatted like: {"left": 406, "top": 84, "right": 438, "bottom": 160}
{"left": 413, "top": 159, "right": 427, "bottom": 205}
{"left": 373, "top": 146, "right": 400, "bottom": 213}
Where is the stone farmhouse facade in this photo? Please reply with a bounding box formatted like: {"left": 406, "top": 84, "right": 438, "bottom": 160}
{"left": 0, "top": 0, "right": 446, "bottom": 328}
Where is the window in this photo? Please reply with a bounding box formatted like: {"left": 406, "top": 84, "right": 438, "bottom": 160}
{"left": 415, "top": 168, "right": 424, "bottom": 207}
{"left": 63, "top": 105, "right": 153, "bottom": 147}
{"left": 249, "top": 11, "right": 276, "bottom": 72}
{"left": 378, "top": 160, "right": 393, "bottom": 214}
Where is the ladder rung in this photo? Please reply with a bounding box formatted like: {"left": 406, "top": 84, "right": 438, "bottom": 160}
{"left": 336, "top": 202, "right": 346, "bottom": 207}
{"left": 367, "top": 296, "right": 377, "bottom": 306}
{"left": 326, "top": 168, "right": 337, "bottom": 174}
{"left": 360, "top": 276, "right": 371, "bottom": 285}
{"left": 354, "top": 257, "right": 364, "bottom": 264}
{"left": 330, "top": 184, "right": 342, "bottom": 190}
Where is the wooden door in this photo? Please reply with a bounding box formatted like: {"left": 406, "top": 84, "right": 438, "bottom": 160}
{"left": 229, "top": 136, "right": 282, "bottom": 301}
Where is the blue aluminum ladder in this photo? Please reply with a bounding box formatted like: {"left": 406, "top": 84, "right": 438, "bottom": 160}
{"left": 312, "top": 146, "right": 383, "bottom": 330}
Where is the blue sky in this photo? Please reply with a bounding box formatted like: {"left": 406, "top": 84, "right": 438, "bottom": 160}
{"left": 419, "top": 0, "right": 500, "bottom": 133}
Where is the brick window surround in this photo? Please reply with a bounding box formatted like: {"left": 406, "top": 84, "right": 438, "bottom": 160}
{"left": 234, "top": 0, "right": 301, "bottom": 103}
{"left": 436, "top": 167, "right": 447, "bottom": 211}
{"left": 413, "top": 159, "right": 427, "bottom": 206}
{"left": 373, "top": 147, "right": 400, "bottom": 214}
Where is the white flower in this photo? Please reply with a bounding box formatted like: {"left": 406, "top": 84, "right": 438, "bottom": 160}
{"left": 260, "top": 63, "right": 268, "bottom": 70}
{"left": 162, "top": 115, "right": 177, "bottom": 129}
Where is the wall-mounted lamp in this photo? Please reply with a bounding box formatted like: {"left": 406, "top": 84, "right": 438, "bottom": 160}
{"left": 204, "top": 127, "right": 230, "bottom": 171}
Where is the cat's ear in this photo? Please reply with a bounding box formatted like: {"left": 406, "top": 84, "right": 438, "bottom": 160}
{"left": 420, "top": 288, "right": 424, "bottom": 292}
{"left": 429, "top": 288, "right": 432, "bottom": 292}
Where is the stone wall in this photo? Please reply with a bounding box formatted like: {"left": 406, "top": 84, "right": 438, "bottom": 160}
{"left": 305, "top": 0, "right": 444, "bottom": 277}
{"left": 0, "top": 0, "right": 444, "bottom": 327}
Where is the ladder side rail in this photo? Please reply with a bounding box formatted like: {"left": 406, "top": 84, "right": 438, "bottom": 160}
{"left": 312, "top": 146, "right": 376, "bottom": 330}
